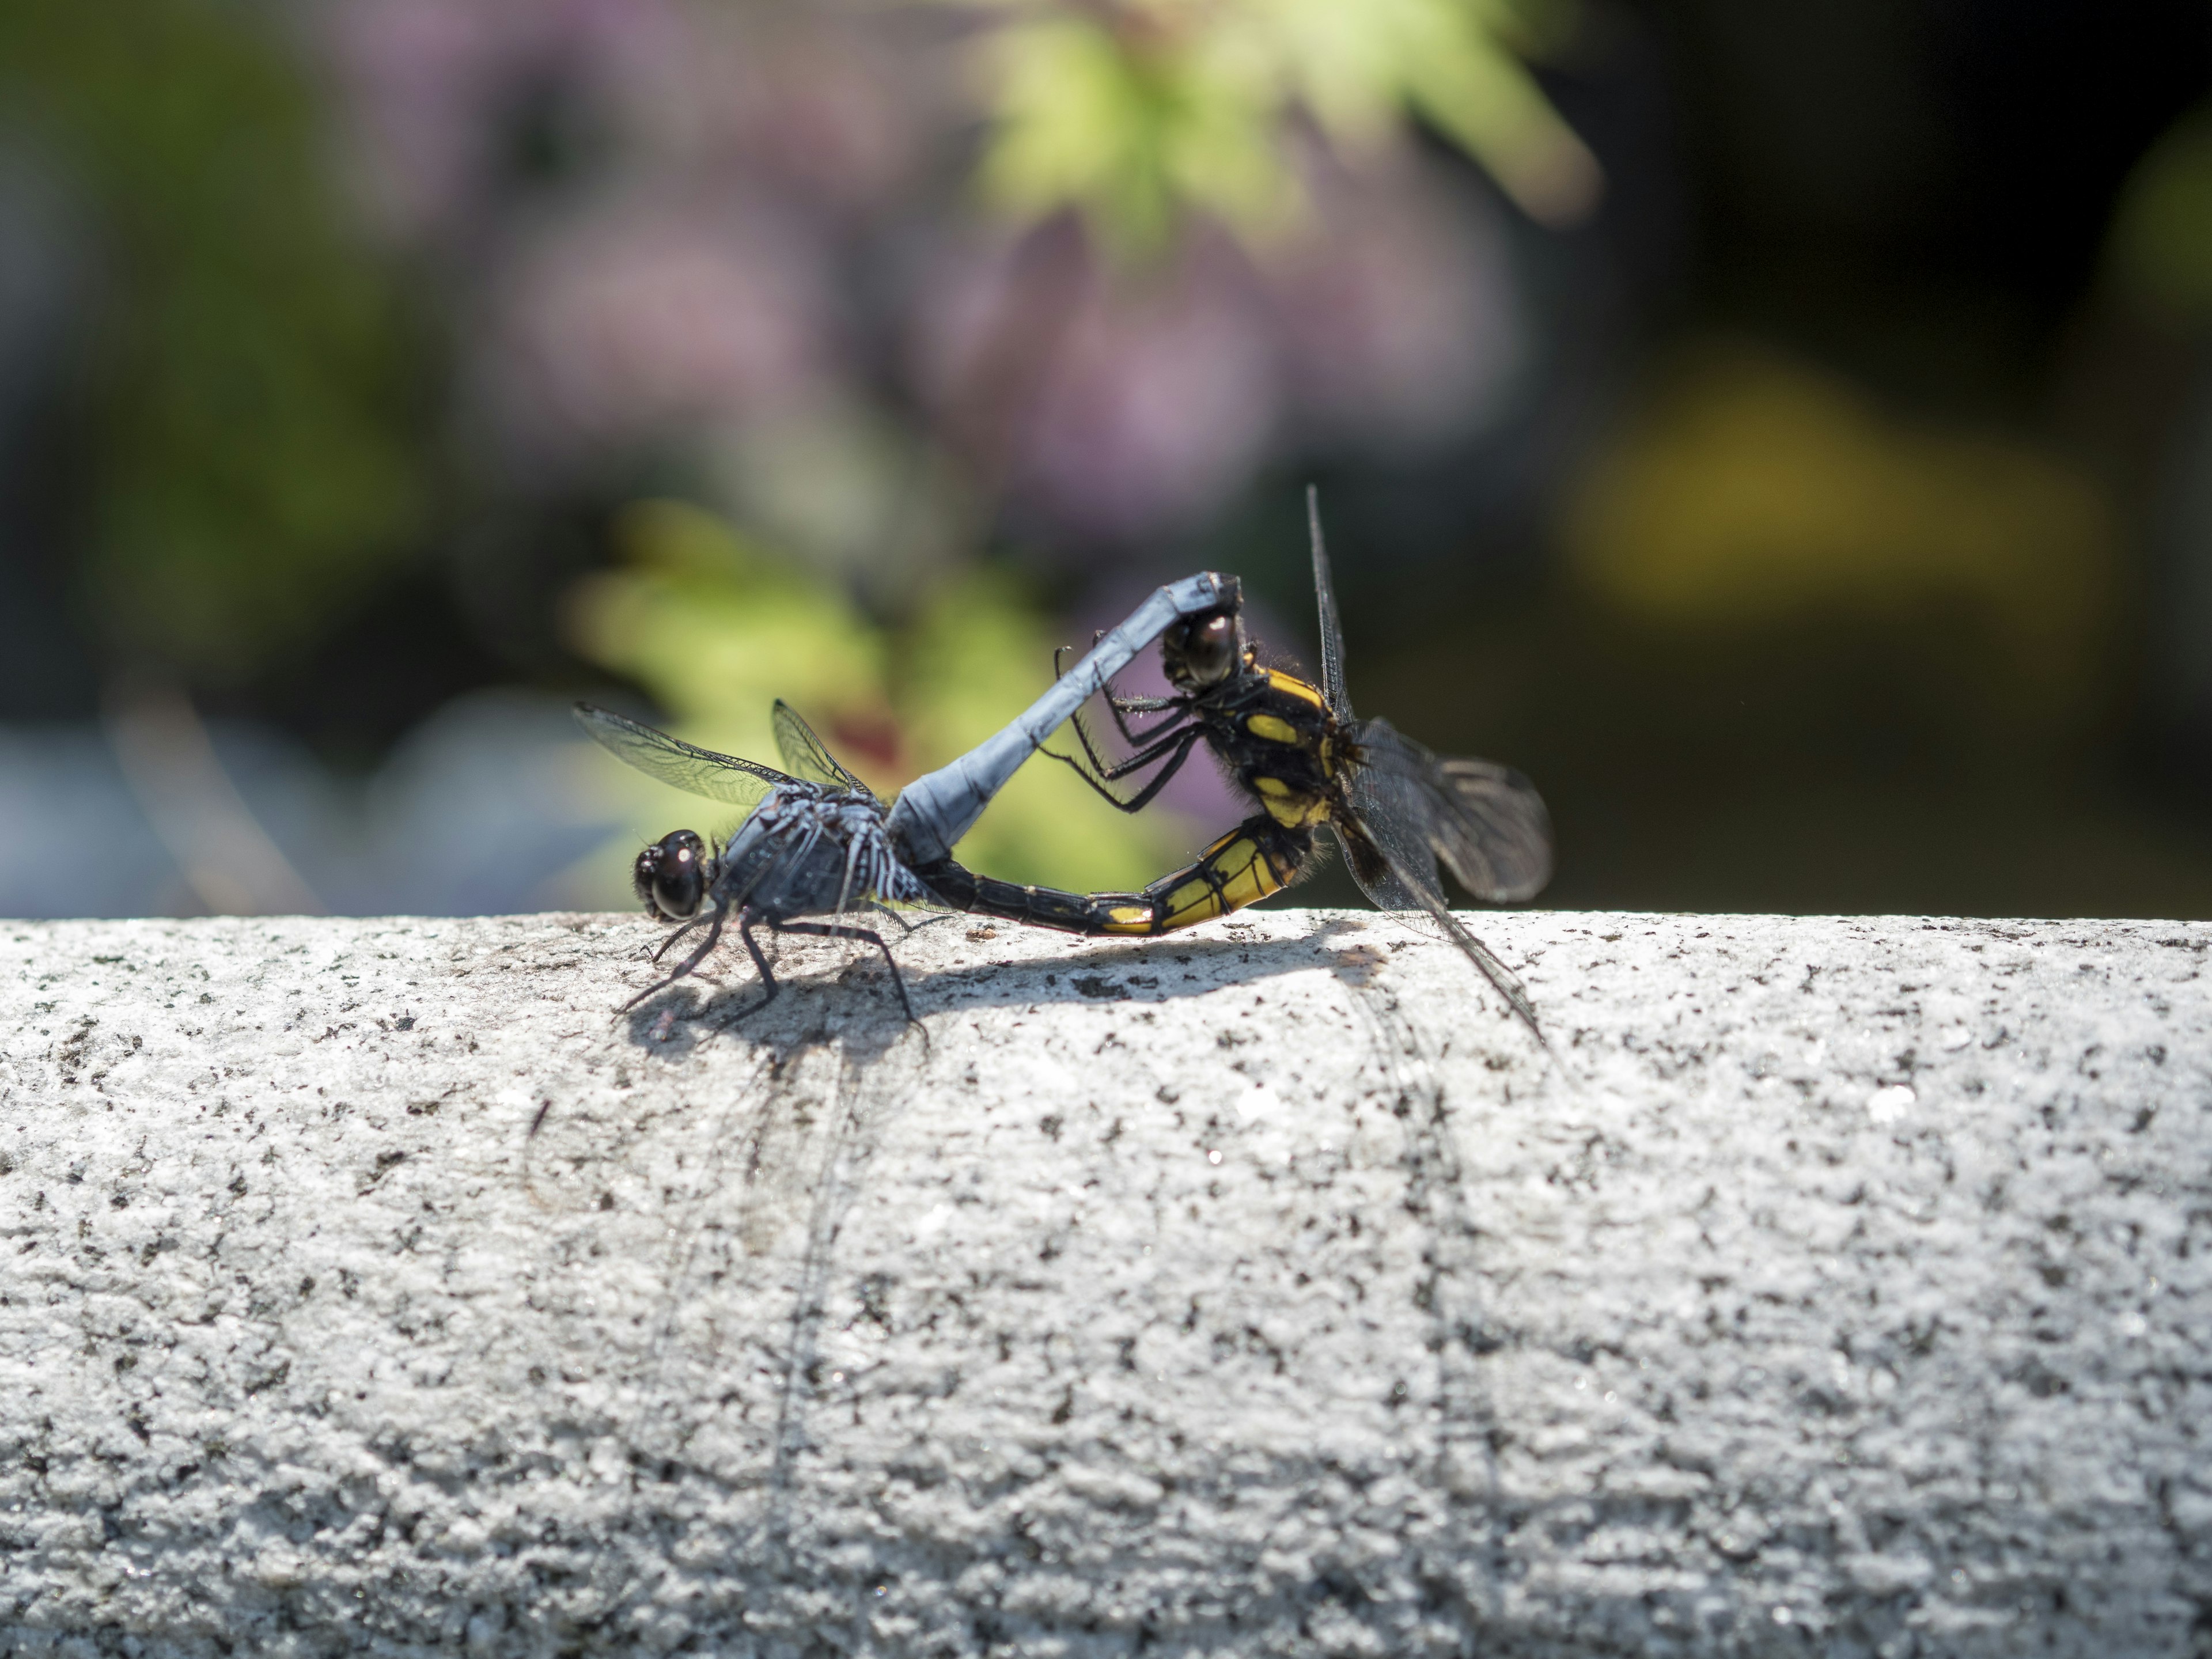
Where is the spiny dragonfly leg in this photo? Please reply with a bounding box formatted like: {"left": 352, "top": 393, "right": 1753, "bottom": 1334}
{"left": 650, "top": 915, "right": 707, "bottom": 964}
{"left": 1048, "top": 722, "right": 1203, "bottom": 813}
{"left": 1052, "top": 638, "right": 1180, "bottom": 751}
{"left": 621, "top": 901, "right": 728, "bottom": 1011}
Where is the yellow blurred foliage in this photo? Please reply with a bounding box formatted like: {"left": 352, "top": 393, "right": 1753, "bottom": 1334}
{"left": 1563, "top": 346, "right": 2119, "bottom": 703}
{"left": 560, "top": 499, "right": 1192, "bottom": 907}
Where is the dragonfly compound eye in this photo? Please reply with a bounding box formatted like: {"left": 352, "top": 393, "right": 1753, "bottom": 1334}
{"left": 1164, "top": 611, "right": 1239, "bottom": 691}
{"left": 634, "top": 830, "right": 708, "bottom": 921}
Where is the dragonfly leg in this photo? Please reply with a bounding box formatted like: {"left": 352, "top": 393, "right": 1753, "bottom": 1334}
{"left": 650, "top": 915, "right": 707, "bottom": 964}
{"left": 1047, "top": 724, "right": 1204, "bottom": 813}
{"left": 868, "top": 901, "right": 953, "bottom": 935}
{"left": 725, "top": 909, "right": 783, "bottom": 1019}
{"left": 771, "top": 918, "right": 917, "bottom": 1024}
{"left": 1051, "top": 636, "right": 1180, "bottom": 748}
{"left": 1067, "top": 707, "right": 1195, "bottom": 783}
{"left": 1100, "top": 694, "right": 1180, "bottom": 747}
{"left": 620, "top": 900, "right": 728, "bottom": 1011}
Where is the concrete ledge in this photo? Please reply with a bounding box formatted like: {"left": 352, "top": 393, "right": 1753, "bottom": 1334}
{"left": 1, "top": 910, "right": 2207, "bottom": 1656}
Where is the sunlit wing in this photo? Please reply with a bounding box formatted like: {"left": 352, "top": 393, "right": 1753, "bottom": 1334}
{"left": 573, "top": 703, "right": 789, "bottom": 811}
{"left": 1306, "top": 485, "right": 1353, "bottom": 724}
{"left": 1353, "top": 721, "right": 1552, "bottom": 903}
{"left": 771, "top": 699, "right": 874, "bottom": 799}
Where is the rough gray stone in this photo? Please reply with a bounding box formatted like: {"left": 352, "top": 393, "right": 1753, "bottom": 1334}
{"left": 0, "top": 910, "right": 2206, "bottom": 1657}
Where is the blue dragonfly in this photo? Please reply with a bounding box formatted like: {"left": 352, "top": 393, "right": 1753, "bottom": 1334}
{"left": 574, "top": 573, "right": 1234, "bottom": 1020}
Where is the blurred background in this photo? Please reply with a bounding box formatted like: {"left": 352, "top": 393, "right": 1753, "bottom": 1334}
{"left": 5, "top": 0, "right": 2212, "bottom": 920}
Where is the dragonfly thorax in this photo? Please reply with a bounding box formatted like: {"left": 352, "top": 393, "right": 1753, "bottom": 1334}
{"left": 719, "top": 785, "right": 929, "bottom": 919}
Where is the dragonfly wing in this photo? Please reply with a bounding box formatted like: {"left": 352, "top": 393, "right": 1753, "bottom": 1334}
{"left": 573, "top": 703, "right": 788, "bottom": 811}
{"left": 1351, "top": 721, "right": 1553, "bottom": 902}
{"left": 1306, "top": 486, "right": 1353, "bottom": 723}
{"left": 1434, "top": 758, "right": 1553, "bottom": 901}
{"left": 1331, "top": 819, "right": 1543, "bottom": 1037}
{"left": 1340, "top": 722, "right": 1455, "bottom": 906}
{"left": 1338, "top": 722, "right": 1544, "bottom": 1036}
{"left": 771, "top": 700, "right": 875, "bottom": 800}
{"left": 1327, "top": 818, "right": 1418, "bottom": 912}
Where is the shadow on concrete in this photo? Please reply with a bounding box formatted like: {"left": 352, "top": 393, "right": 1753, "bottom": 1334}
{"left": 609, "top": 914, "right": 1397, "bottom": 1060}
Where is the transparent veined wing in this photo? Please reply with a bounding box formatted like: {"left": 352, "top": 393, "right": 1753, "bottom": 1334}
{"left": 1336, "top": 722, "right": 1545, "bottom": 1036}
{"left": 1351, "top": 721, "right": 1552, "bottom": 903}
{"left": 771, "top": 700, "right": 874, "bottom": 799}
{"left": 1330, "top": 817, "right": 1543, "bottom": 1038}
{"left": 1306, "top": 486, "right": 1353, "bottom": 723}
{"left": 1434, "top": 759, "right": 1552, "bottom": 900}
{"left": 573, "top": 703, "right": 790, "bottom": 811}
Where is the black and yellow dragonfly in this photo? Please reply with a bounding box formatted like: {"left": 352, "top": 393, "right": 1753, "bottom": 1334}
{"left": 916, "top": 490, "right": 1552, "bottom": 1033}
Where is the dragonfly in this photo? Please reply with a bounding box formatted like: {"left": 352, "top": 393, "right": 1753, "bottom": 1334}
{"left": 916, "top": 490, "right": 1553, "bottom": 1034}
{"left": 574, "top": 573, "right": 1235, "bottom": 1018}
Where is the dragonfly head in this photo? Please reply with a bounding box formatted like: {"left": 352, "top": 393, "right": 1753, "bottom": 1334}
{"left": 634, "top": 828, "right": 710, "bottom": 921}
{"left": 1161, "top": 605, "right": 1246, "bottom": 693}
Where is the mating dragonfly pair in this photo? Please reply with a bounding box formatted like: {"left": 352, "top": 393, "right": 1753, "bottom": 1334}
{"left": 576, "top": 493, "right": 1554, "bottom": 1034}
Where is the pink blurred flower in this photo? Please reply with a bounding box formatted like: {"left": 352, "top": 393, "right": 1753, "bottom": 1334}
{"left": 1261, "top": 159, "right": 1524, "bottom": 449}
{"left": 605, "top": 9, "right": 932, "bottom": 212}
{"left": 915, "top": 225, "right": 1281, "bottom": 543}
{"left": 320, "top": 0, "right": 1536, "bottom": 538}
{"left": 323, "top": 0, "right": 676, "bottom": 238}
{"left": 482, "top": 194, "right": 835, "bottom": 464}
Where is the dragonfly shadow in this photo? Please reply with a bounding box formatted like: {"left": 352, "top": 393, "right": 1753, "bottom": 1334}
{"left": 573, "top": 908, "right": 1517, "bottom": 1535}
{"left": 616, "top": 976, "right": 915, "bottom": 1068}
{"left": 904, "top": 918, "right": 1384, "bottom": 1018}
{"left": 609, "top": 913, "right": 1387, "bottom": 1053}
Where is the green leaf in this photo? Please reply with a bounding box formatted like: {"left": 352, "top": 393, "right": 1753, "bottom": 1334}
{"left": 941, "top": 0, "right": 1597, "bottom": 253}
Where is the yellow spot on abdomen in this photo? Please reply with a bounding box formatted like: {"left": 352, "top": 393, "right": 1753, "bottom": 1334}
{"left": 1143, "top": 826, "right": 1302, "bottom": 930}
{"left": 1253, "top": 776, "right": 1328, "bottom": 828}
{"left": 1161, "top": 880, "right": 1224, "bottom": 927}
{"left": 1213, "top": 843, "right": 1286, "bottom": 911}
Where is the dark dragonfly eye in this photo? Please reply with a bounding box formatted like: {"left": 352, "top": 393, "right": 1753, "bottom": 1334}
{"left": 1164, "top": 611, "right": 1240, "bottom": 690}
{"left": 633, "top": 830, "right": 709, "bottom": 921}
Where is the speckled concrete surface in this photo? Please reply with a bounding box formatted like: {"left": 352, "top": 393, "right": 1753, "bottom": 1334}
{"left": 0, "top": 910, "right": 2206, "bottom": 1656}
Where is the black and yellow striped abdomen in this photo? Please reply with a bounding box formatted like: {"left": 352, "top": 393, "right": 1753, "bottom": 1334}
{"left": 1114, "top": 818, "right": 1308, "bottom": 933}
{"left": 916, "top": 816, "right": 1312, "bottom": 941}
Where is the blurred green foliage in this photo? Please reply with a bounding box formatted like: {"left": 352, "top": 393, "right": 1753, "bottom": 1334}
{"left": 956, "top": 0, "right": 1600, "bottom": 253}
{"left": 0, "top": 0, "right": 426, "bottom": 680}
{"left": 565, "top": 501, "right": 1191, "bottom": 902}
